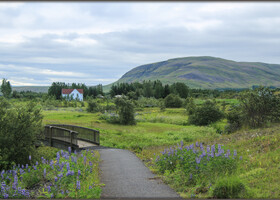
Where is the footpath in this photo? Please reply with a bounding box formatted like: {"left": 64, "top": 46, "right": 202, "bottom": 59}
{"left": 98, "top": 148, "right": 180, "bottom": 198}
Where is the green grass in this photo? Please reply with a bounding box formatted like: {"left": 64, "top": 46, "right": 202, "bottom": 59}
{"left": 42, "top": 106, "right": 279, "bottom": 199}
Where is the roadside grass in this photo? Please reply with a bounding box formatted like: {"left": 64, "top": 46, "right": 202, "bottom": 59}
{"left": 140, "top": 124, "right": 280, "bottom": 198}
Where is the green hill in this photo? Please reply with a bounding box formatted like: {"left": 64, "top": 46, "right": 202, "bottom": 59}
{"left": 12, "top": 86, "right": 49, "bottom": 93}
{"left": 112, "top": 56, "right": 280, "bottom": 89}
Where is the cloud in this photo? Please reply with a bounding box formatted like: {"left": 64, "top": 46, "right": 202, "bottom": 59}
{"left": 0, "top": 2, "right": 280, "bottom": 86}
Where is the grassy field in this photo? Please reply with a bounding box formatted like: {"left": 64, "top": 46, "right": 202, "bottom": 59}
{"left": 42, "top": 104, "right": 279, "bottom": 198}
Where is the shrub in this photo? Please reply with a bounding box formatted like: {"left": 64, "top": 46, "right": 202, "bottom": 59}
{"left": 0, "top": 99, "right": 43, "bottom": 170}
{"left": 212, "top": 176, "right": 247, "bottom": 198}
{"left": 188, "top": 100, "right": 224, "bottom": 126}
{"left": 164, "top": 94, "right": 183, "bottom": 108}
{"left": 225, "top": 106, "right": 243, "bottom": 133}
{"left": 87, "top": 100, "right": 100, "bottom": 113}
{"left": 239, "top": 87, "right": 280, "bottom": 128}
{"left": 185, "top": 97, "right": 196, "bottom": 115}
{"left": 114, "top": 97, "right": 136, "bottom": 125}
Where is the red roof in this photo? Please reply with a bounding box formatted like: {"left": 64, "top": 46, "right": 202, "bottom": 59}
{"left": 62, "top": 89, "right": 83, "bottom": 94}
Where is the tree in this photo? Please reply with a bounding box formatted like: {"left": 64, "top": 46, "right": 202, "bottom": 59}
{"left": 1, "top": 78, "right": 12, "bottom": 98}
{"left": 114, "top": 97, "right": 136, "bottom": 125}
{"left": 170, "top": 82, "right": 189, "bottom": 98}
{"left": 164, "top": 94, "right": 183, "bottom": 108}
{"left": 0, "top": 99, "right": 43, "bottom": 169}
{"left": 48, "top": 82, "right": 69, "bottom": 100}
{"left": 188, "top": 100, "right": 224, "bottom": 126}
{"left": 239, "top": 86, "right": 280, "bottom": 128}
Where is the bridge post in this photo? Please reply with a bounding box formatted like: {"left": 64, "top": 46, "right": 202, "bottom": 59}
{"left": 70, "top": 131, "right": 74, "bottom": 152}
{"left": 49, "top": 126, "right": 53, "bottom": 147}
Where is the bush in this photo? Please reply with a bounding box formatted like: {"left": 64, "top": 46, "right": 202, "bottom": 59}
{"left": 0, "top": 98, "right": 43, "bottom": 170}
{"left": 115, "top": 97, "right": 136, "bottom": 125}
{"left": 212, "top": 176, "right": 247, "bottom": 198}
{"left": 188, "top": 100, "right": 224, "bottom": 126}
{"left": 225, "top": 107, "right": 243, "bottom": 133}
{"left": 164, "top": 94, "right": 183, "bottom": 108}
{"left": 239, "top": 87, "right": 280, "bottom": 128}
{"left": 87, "top": 100, "right": 100, "bottom": 113}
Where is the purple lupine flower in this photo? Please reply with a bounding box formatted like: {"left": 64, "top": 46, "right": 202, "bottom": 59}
{"left": 84, "top": 156, "right": 87, "bottom": 164}
{"left": 54, "top": 177, "right": 58, "bottom": 182}
{"left": 78, "top": 170, "right": 81, "bottom": 176}
{"left": 195, "top": 157, "right": 201, "bottom": 164}
{"left": 47, "top": 186, "right": 51, "bottom": 192}
{"left": 196, "top": 141, "right": 199, "bottom": 147}
{"left": 43, "top": 168, "right": 46, "bottom": 178}
{"left": 29, "top": 155, "right": 31, "bottom": 161}
{"left": 234, "top": 150, "right": 237, "bottom": 156}
{"left": 227, "top": 149, "right": 230, "bottom": 156}
{"left": 26, "top": 164, "right": 28, "bottom": 169}
{"left": 21, "top": 165, "right": 24, "bottom": 169}
{"left": 206, "top": 145, "right": 210, "bottom": 153}
{"left": 3, "top": 193, "right": 9, "bottom": 199}
{"left": 68, "top": 147, "right": 71, "bottom": 154}
{"left": 28, "top": 168, "right": 30, "bottom": 172}
{"left": 61, "top": 190, "right": 64, "bottom": 195}
{"left": 89, "top": 161, "right": 93, "bottom": 166}
{"left": 36, "top": 161, "right": 38, "bottom": 165}
{"left": 74, "top": 150, "right": 77, "bottom": 155}
{"left": 240, "top": 156, "right": 242, "bottom": 160}
{"left": 66, "top": 163, "right": 70, "bottom": 171}
{"left": 66, "top": 190, "right": 69, "bottom": 194}
{"left": 76, "top": 180, "right": 80, "bottom": 190}
{"left": 33, "top": 166, "right": 37, "bottom": 170}
{"left": 58, "top": 173, "right": 63, "bottom": 179}
{"left": 89, "top": 186, "right": 92, "bottom": 189}
{"left": 51, "top": 194, "right": 54, "bottom": 198}
{"left": 180, "top": 140, "right": 184, "bottom": 147}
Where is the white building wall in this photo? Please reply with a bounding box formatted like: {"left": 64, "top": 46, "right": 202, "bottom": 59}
{"left": 62, "top": 89, "right": 83, "bottom": 101}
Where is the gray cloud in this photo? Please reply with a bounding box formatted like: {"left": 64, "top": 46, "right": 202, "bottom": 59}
{"left": 0, "top": 2, "right": 280, "bottom": 86}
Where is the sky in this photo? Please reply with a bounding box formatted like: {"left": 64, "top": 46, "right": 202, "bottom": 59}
{"left": 1, "top": 2, "right": 280, "bottom": 86}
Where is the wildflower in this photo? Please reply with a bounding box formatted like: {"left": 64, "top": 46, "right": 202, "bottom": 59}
{"left": 36, "top": 161, "right": 38, "bottom": 165}
{"left": 196, "top": 141, "right": 199, "bottom": 147}
{"left": 61, "top": 190, "right": 64, "bottom": 195}
{"left": 76, "top": 180, "right": 81, "bottom": 190}
{"left": 29, "top": 155, "right": 31, "bottom": 161}
{"left": 89, "top": 161, "right": 93, "bottom": 166}
{"left": 51, "top": 194, "right": 54, "bottom": 198}
{"left": 44, "top": 168, "right": 46, "bottom": 178}
{"left": 180, "top": 140, "right": 184, "bottom": 147}
{"left": 33, "top": 166, "right": 37, "bottom": 170}
{"left": 234, "top": 150, "right": 237, "bottom": 156}
{"left": 47, "top": 186, "right": 51, "bottom": 193}
{"left": 58, "top": 173, "right": 63, "bottom": 178}
{"left": 78, "top": 170, "right": 81, "bottom": 176}
{"left": 57, "top": 152, "right": 60, "bottom": 161}
{"left": 89, "top": 186, "right": 92, "bottom": 189}
{"left": 3, "top": 193, "right": 9, "bottom": 199}
{"left": 26, "top": 164, "right": 28, "bottom": 169}
{"left": 195, "top": 157, "right": 201, "bottom": 164}
{"left": 66, "top": 162, "right": 70, "bottom": 171}
{"left": 207, "top": 145, "right": 210, "bottom": 153}
{"left": 68, "top": 147, "right": 71, "bottom": 154}
{"left": 84, "top": 156, "right": 87, "bottom": 164}
{"left": 240, "top": 156, "right": 243, "bottom": 160}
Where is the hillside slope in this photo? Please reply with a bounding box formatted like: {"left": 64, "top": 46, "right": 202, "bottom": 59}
{"left": 114, "top": 56, "right": 280, "bottom": 89}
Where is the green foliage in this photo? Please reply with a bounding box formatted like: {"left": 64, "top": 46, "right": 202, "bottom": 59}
{"left": 170, "top": 82, "right": 189, "bottom": 98}
{"left": 115, "top": 97, "right": 136, "bottom": 125}
{"left": 188, "top": 100, "right": 224, "bottom": 126}
{"left": 212, "top": 176, "right": 247, "bottom": 198}
{"left": 164, "top": 94, "right": 183, "bottom": 108}
{"left": 225, "top": 106, "right": 243, "bottom": 133}
{"left": 185, "top": 97, "right": 196, "bottom": 115}
{"left": 239, "top": 87, "right": 280, "bottom": 128}
{"left": 87, "top": 100, "right": 100, "bottom": 113}
{"left": 0, "top": 99, "right": 43, "bottom": 170}
{"left": 1, "top": 78, "right": 12, "bottom": 98}
{"left": 156, "top": 142, "right": 239, "bottom": 193}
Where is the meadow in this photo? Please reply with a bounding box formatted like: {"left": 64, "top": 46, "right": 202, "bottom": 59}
{"left": 40, "top": 99, "right": 279, "bottom": 198}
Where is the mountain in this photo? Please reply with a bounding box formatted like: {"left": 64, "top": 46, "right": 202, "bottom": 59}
{"left": 12, "top": 86, "right": 49, "bottom": 93}
{"left": 112, "top": 56, "right": 280, "bottom": 89}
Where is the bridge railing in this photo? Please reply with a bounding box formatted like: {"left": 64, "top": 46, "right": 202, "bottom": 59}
{"left": 44, "top": 125, "right": 79, "bottom": 150}
{"left": 47, "top": 124, "right": 100, "bottom": 145}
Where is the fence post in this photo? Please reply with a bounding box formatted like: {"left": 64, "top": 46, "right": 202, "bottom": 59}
{"left": 49, "top": 126, "right": 53, "bottom": 147}
{"left": 70, "top": 131, "right": 74, "bottom": 152}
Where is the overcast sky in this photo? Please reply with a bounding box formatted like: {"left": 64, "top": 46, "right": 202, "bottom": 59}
{"left": 1, "top": 2, "right": 280, "bottom": 86}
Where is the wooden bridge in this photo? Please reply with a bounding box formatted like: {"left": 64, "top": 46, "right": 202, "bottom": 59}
{"left": 42, "top": 124, "right": 100, "bottom": 151}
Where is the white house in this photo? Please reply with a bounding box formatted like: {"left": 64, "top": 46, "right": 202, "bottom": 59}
{"left": 62, "top": 89, "right": 83, "bottom": 101}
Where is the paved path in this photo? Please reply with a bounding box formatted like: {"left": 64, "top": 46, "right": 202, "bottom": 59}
{"left": 98, "top": 148, "right": 180, "bottom": 198}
